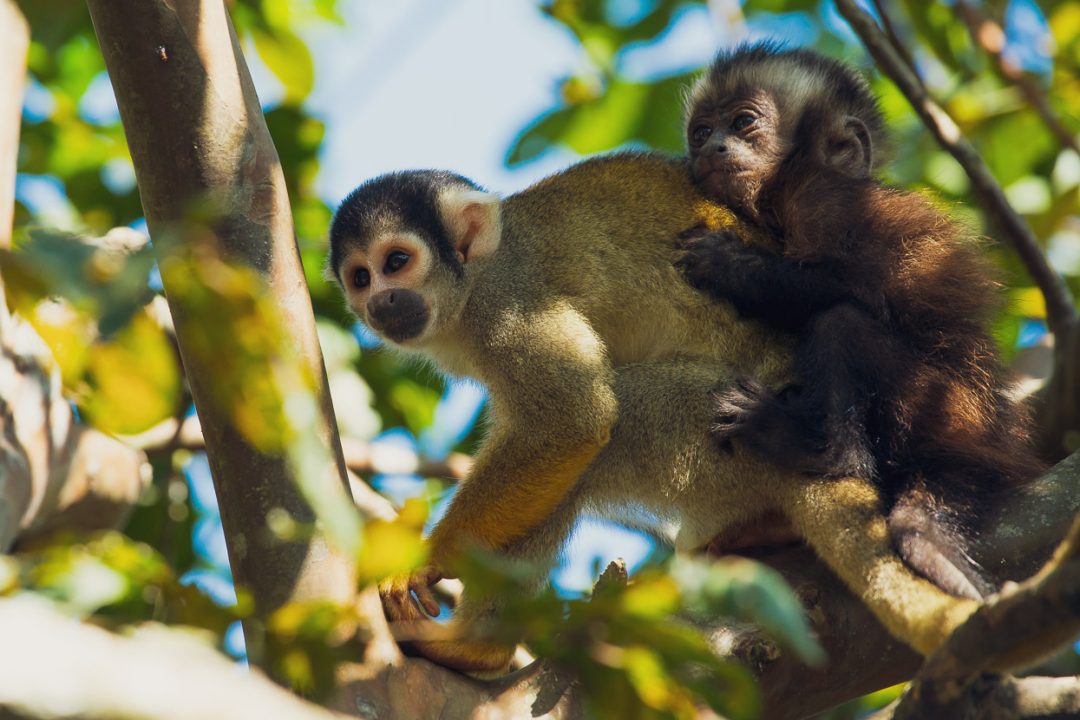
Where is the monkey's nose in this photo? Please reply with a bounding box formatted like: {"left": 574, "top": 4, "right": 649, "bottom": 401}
{"left": 367, "top": 288, "right": 430, "bottom": 342}
{"left": 368, "top": 289, "right": 397, "bottom": 315}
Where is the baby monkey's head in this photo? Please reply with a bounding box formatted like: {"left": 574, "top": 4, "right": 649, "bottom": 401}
{"left": 685, "top": 42, "right": 887, "bottom": 216}
{"left": 328, "top": 170, "right": 501, "bottom": 346}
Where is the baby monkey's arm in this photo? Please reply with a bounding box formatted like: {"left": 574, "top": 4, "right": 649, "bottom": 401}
{"left": 679, "top": 230, "right": 849, "bottom": 331}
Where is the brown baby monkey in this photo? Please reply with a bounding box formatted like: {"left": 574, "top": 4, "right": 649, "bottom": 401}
{"left": 679, "top": 43, "right": 1042, "bottom": 600}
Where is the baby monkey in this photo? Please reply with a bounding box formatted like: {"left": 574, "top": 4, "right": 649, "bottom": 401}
{"left": 679, "top": 43, "right": 1041, "bottom": 600}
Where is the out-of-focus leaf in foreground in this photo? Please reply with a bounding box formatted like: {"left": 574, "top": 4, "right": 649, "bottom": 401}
{"left": 449, "top": 550, "right": 827, "bottom": 720}
{"left": 159, "top": 236, "right": 363, "bottom": 557}
{"left": 671, "top": 556, "right": 825, "bottom": 667}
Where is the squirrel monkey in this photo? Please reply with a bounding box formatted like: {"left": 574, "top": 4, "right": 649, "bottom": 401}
{"left": 677, "top": 44, "right": 1042, "bottom": 600}
{"left": 327, "top": 153, "right": 978, "bottom": 674}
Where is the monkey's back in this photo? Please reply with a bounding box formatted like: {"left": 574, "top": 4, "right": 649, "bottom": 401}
{"left": 499, "top": 152, "right": 791, "bottom": 380}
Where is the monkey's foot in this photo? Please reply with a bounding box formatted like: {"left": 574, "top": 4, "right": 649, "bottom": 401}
{"left": 889, "top": 498, "right": 994, "bottom": 600}
{"left": 711, "top": 377, "right": 816, "bottom": 454}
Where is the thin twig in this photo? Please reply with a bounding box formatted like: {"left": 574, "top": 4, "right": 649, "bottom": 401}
{"left": 871, "top": 0, "right": 919, "bottom": 81}
{"left": 835, "top": 0, "right": 1078, "bottom": 336}
{"left": 954, "top": 0, "right": 1080, "bottom": 156}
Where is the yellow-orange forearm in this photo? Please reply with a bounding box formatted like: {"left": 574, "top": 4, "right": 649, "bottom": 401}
{"left": 428, "top": 437, "right": 606, "bottom": 563}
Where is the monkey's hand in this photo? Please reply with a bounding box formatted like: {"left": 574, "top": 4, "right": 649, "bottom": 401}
{"left": 676, "top": 229, "right": 771, "bottom": 303}
{"left": 379, "top": 563, "right": 446, "bottom": 622}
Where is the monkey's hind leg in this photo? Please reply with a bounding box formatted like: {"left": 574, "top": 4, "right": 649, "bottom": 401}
{"left": 782, "top": 475, "right": 980, "bottom": 656}
{"left": 888, "top": 478, "right": 995, "bottom": 601}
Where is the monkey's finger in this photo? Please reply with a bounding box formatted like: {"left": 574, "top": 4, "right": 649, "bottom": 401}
{"left": 380, "top": 578, "right": 422, "bottom": 622}
{"left": 412, "top": 584, "right": 442, "bottom": 617}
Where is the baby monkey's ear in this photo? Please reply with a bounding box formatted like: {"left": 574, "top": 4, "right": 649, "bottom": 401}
{"left": 439, "top": 188, "right": 502, "bottom": 263}
{"left": 826, "top": 115, "right": 873, "bottom": 179}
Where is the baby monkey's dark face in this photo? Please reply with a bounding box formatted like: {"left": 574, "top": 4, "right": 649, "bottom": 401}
{"left": 686, "top": 89, "right": 791, "bottom": 213}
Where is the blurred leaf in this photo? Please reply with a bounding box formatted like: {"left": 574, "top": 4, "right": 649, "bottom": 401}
{"left": 14, "top": 532, "right": 236, "bottom": 634}
{"left": 745, "top": 0, "right": 817, "bottom": 10}
{"left": 5, "top": 228, "right": 155, "bottom": 336}
{"left": 620, "top": 574, "right": 679, "bottom": 618}
{"left": 900, "top": 0, "right": 973, "bottom": 74}
{"left": 508, "top": 72, "right": 692, "bottom": 165}
{"left": 82, "top": 310, "right": 180, "bottom": 434}
{"left": 1011, "top": 286, "right": 1048, "bottom": 319}
{"left": 268, "top": 599, "right": 364, "bottom": 697}
{"left": 355, "top": 497, "right": 429, "bottom": 585}
{"left": 671, "top": 556, "right": 825, "bottom": 666}
{"left": 251, "top": 28, "right": 315, "bottom": 105}
{"left": 389, "top": 379, "right": 440, "bottom": 435}
{"left": 979, "top": 109, "right": 1057, "bottom": 186}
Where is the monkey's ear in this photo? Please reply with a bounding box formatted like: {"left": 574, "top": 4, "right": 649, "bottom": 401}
{"left": 440, "top": 189, "right": 502, "bottom": 263}
{"left": 828, "top": 116, "right": 873, "bottom": 178}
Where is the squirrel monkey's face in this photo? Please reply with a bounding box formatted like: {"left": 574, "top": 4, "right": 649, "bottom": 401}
{"left": 328, "top": 171, "right": 502, "bottom": 347}
{"left": 336, "top": 231, "right": 442, "bottom": 344}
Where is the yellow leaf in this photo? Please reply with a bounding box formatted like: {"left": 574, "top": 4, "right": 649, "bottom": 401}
{"left": 82, "top": 310, "right": 181, "bottom": 434}
{"left": 356, "top": 519, "right": 427, "bottom": 585}
{"left": 620, "top": 575, "right": 679, "bottom": 618}
{"left": 1011, "top": 287, "right": 1047, "bottom": 319}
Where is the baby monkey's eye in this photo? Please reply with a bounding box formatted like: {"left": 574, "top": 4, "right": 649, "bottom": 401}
{"left": 353, "top": 267, "right": 371, "bottom": 289}
{"left": 690, "top": 124, "right": 712, "bottom": 144}
{"left": 731, "top": 113, "right": 757, "bottom": 132}
{"left": 385, "top": 251, "right": 410, "bottom": 274}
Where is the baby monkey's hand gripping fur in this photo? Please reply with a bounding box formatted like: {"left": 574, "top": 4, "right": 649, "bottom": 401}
{"left": 328, "top": 155, "right": 979, "bottom": 675}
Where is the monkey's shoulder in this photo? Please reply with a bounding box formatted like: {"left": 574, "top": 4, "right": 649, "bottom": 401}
{"left": 504, "top": 151, "right": 740, "bottom": 244}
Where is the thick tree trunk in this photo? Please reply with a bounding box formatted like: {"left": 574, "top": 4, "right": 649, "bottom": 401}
{"left": 85, "top": 0, "right": 357, "bottom": 672}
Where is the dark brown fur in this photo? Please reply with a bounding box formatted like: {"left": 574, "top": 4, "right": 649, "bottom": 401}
{"left": 679, "top": 44, "right": 1042, "bottom": 599}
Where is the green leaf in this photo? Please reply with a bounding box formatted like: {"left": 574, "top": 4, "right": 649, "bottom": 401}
{"left": 251, "top": 28, "right": 314, "bottom": 104}
{"left": 507, "top": 72, "right": 693, "bottom": 165}
{"left": 671, "top": 555, "right": 825, "bottom": 666}
{"left": 7, "top": 228, "right": 155, "bottom": 337}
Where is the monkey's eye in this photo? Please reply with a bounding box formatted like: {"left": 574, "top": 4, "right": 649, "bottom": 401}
{"left": 353, "top": 267, "right": 371, "bottom": 289}
{"left": 690, "top": 124, "right": 712, "bottom": 144}
{"left": 384, "top": 250, "right": 410, "bottom": 274}
{"left": 731, "top": 113, "right": 757, "bottom": 132}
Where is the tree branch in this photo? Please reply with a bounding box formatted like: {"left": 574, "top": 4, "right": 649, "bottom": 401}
{"left": 0, "top": 595, "right": 348, "bottom": 720}
{"left": 835, "top": 0, "right": 1078, "bottom": 337}
{"left": 891, "top": 517, "right": 1080, "bottom": 717}
{"left": 86, "top": 0, "right": 357, "bottom": 672}
{"left": 337, "top": 453, "right": 1080, "bottom": 720}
